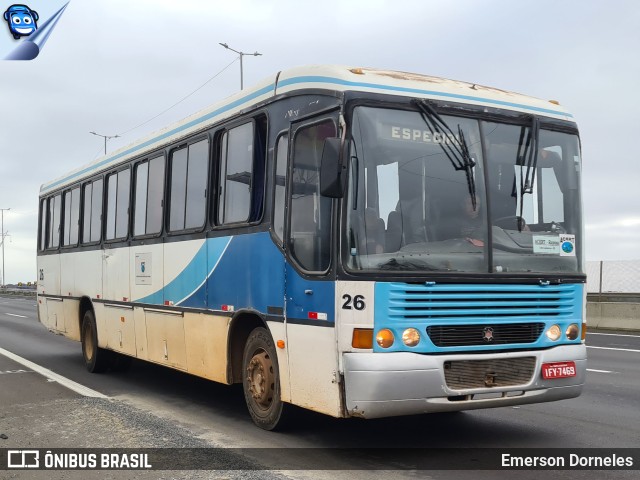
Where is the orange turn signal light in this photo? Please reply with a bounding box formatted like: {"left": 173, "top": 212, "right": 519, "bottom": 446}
{"left": 277, "top": 340, "right": 286, "bottom": 349}
{"left": 351, "top": 328, "right": 373, "bottom": 349}
{"left": 376, "top": 329, "right": 395, "bottom": 348}
{"left": 581, "top": 323, "right": 587, "bottom": 341}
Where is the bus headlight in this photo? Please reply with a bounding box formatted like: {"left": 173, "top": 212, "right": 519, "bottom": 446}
{"left": 565, "top": 324, "right": 580, "bottom": 340}
{"left": 376, "top": 329, "right": 395, "bottom": 348}
{"left": 402, "top": 328, "right": 420, "bottom": 347}
{"left": 546, "top": 324, "right": 561, "bottom": 341}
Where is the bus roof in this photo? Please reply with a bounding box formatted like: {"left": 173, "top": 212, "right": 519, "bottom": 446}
{"left": 40, "top": 65, "right": 574, "bottom": 195}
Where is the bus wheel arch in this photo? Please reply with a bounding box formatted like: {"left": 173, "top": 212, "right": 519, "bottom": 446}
{"left": 227, "top": 311, "right": 266, "bottom": 384}
{"left": 227, "top": 312, "right": 288, "bottom": 430}
{"left": 78, "top": 296, "right": 94, "bottom": 337}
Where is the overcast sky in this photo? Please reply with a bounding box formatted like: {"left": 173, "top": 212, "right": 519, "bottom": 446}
{"left": 0, "top": 0, "right": 638, "bottom": 283}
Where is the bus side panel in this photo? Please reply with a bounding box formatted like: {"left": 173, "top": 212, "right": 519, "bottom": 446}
{"left": 104, "top": 304, "right": 136, "bottom": 356}
{"left": 133, "top": 306, "right": 148, "bottom": 360}
{"left": 38, "top": 253, "right": 61, "bottom": 331}
{"left": 200, "top": 234, "right": 291, "bottom": 397}
{"left": 162, "top": 239, "right": 207, "bottom": 307}
{"left": 184, "top": 312, "right": 230, "bottom": 383}
{"left": 62, "top": 298, "right": 81, "bottom": 340}
{"left": 72, "top": 248, "right": 103, "bottom": 341}
{"left": 127, "top": 239, "right": 204, "bottom": 370}
{"left": 130, "top": 243, "right": 165, "bottom": 360}
{"left": 285, "top": 322, "right": 342, "bottom": 417}
{"left": 284, "top": 267, "right": 342, "bottom": 417}
{"left": 102, "top": 245, "right": 130, "bottom": 303}
{"left": 137, "top": 239, "right": 204, "bottom": 370}
{"left": 102, "top": 245, "right": 131, "bottom": 354}
{"left": 145, "top": 309, "right": 187, "bottom": 369}
{"left": 267, "top": 320, "right": 290, "bottom": 402}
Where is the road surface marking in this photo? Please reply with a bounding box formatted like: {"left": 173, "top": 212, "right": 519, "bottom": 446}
{"left": 586, "top": 346, "right": 640, "bottom": 354}
{"left": 586, "top": 368, "right": 615, "bottom": 374}
{"left": 0, "top": 346, "right": 107, "bottom": 398}
{"left": 588, "top": 332, "right": 640, "bottom": 338}
{"left": 4, "top": 313, "right": 27, "bottom": 318}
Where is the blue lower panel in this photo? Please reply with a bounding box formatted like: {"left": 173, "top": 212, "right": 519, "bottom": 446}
{"left": 181, "top": 233, "right": 285, "bottom": 313}
{"left": 138, "top": 232, "right": 335, "bottom": 324}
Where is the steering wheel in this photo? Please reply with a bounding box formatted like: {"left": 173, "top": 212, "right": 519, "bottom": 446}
{"left": 493, "top": 215, "right": 528, "bottom": 231}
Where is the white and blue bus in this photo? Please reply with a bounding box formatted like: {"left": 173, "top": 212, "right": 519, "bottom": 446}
{"left": 37, "top": 65, "right": 586, "bottom": 430}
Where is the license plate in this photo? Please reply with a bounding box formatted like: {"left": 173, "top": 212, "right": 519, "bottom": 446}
{"left": 541, "top": 361, "right": 577, "bottom": 379}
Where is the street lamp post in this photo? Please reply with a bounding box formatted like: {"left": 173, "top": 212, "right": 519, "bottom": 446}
{"left": 0, "top": 208, "right": 9, "bottom": 288}
{"left": 90, "top": 131, "right": 120, "bottom": 155}
{"left": 219, "top": 43, "right": 262, "bottom": 90}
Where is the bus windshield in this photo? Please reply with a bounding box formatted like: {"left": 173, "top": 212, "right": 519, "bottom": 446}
{"left": 344, "top": 106, "right": 583, "bottom": 275}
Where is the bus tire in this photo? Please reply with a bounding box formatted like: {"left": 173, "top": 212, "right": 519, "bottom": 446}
{"left": 81, "top": 309, "right": 110, "bottom": 373}
{"left": 242, "top": 327, "right": 287, "bottom": 431}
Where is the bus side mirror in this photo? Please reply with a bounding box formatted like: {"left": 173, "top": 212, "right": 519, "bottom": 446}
{"left": 320, "top": 137, "right": 345, "bottom": 198}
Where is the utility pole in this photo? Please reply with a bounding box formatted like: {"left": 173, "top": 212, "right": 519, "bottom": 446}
{"left": 0, "top": 208, "right": 9, "bottom": 287}
{"left": 90, "top": 131, "right": 120, "bottom": 155}
{"left": 219, "top": 43, "right": 262, "bottom": 90}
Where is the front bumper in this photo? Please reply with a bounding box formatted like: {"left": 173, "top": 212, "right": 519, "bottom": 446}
{"left": 342, "top": 344, "right": 586, "bottom": 419}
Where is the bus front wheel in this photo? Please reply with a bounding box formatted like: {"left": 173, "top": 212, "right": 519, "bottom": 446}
{"left": 242, "top": 327, "right": 287, "bottom": 430}
{"left": 81, "top": 309, "right": 110, "bottom": 373}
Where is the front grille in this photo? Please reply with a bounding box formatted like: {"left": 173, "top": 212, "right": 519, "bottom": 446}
{"left": 389, "top": 285, "right": 575, "bottom": 319}
{"left": 374, "top": 283, "right": 582, "bottom": 351}
{"left": 444, "top": 357, "right": 536, "bottom": 389}
{"left": 427, "top": 323, "right": 544, "bottom": 347}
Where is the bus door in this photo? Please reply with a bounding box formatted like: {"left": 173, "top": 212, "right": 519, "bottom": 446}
{"left": 283, "top": 116, "right": 343, "bottom": 416}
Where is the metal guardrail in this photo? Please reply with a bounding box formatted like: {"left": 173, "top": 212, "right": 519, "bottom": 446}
{"left": 0, "top": 287, "right": 36, "bottom": 297}
{"left": 587, "top": 292, "right": 640, "bottom": 303}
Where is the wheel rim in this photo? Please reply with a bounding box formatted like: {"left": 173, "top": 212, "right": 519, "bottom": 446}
{"left": 83, "top": 323, "right": 94, "bottom": 361}
{"left": 246, "top": 349, "right": 275, "bottom": 411}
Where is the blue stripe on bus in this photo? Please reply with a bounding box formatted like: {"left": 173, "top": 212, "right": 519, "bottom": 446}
{"left": 135, "top": 236, "right": 232, "bottom": 305}
{"left": 278, "top": 75, "right": 573, "bottom": 118}
{"left": 135, "top": 232, "right": 335, "bottom": 323}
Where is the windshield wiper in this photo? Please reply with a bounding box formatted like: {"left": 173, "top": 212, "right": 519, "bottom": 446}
{"left": 377, "top": 258, "right": 440, "bottom": 271}
{"left": 514, "top": 115, "right": 540, "bottom": 231}
{"left": 412, "top": 99, "right": 477, "bottom": 209}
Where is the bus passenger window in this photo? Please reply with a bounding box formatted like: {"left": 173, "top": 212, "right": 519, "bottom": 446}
{"left": 47, "top": 194, "right": 61, "bottom": 249}
{"left": 273, "top": 134, "right": 288, "bottom": 243}
{"left": 169, "top": 140, "right": 208, "bottom": 232}
{"left": 105, "top": 169, "right": 130, "bottom": 241}
{"left": 82, "top": 179, "right": 103, "bottom": 244}
{"left": 62, "top": 187, "right": 80, "bottom": 246}
{"left": 39, "top": 200, "right": 46, "bottom": 251}
{"left": 218, "top": 123, "right": 254, "bottom": 225}
{"left": 134, "top": 156, "right": 165, "bottom": 236}
{"left": 288, "top": 120, "right": 336, "bottom": 271}
{"left": 134, "top": 162, "right": 149, "bottom": 236}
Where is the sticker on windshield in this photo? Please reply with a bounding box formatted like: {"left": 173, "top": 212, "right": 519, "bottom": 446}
{"left": 559, "top": 234, "right": 576, "bottom": 257}
{"left": 533, "top": 235, "right": 560, "bottom": 254}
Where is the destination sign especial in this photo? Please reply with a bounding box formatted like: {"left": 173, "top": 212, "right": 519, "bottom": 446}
{"left": 388, "top": 126, "right": 460, "bottom": 145}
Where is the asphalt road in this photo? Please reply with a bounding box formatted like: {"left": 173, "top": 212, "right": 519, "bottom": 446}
{"left": 0, "top": 295, "right": 638, "bottom": 479}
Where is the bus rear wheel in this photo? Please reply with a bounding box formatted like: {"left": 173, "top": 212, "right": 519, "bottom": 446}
{"left": 242, "top": 327, "right": 287, "bottom": 431}
{"left": 81, "top": 309, "right": 110, "bottom": 373}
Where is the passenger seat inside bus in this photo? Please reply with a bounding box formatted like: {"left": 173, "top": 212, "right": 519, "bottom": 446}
{"left": 364, "top": 208, "right": 385, "bottom": 254}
